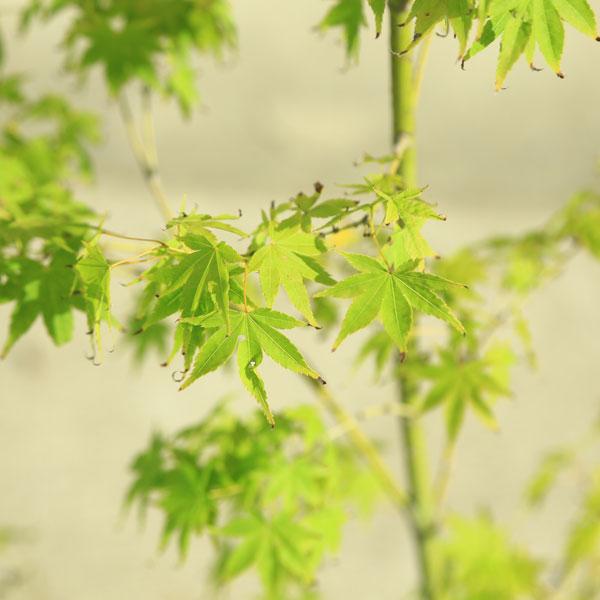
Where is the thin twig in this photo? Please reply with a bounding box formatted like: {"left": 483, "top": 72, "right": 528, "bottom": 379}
{"left": 69, "top": 222, "right": 171, "bottom": 249}
{"left": 328, "top": 401, "right": 417, "bottom": 440}
{"left": 317, "top": 215, "right": 368, "bottom": 238}
{"left": 434, "top": 439, "right": 457, "bottom": 517}
{"left": 110, "top": 248, "right": 160, "bottom": 270}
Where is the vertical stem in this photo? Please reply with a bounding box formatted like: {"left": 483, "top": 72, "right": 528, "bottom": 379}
{"left": 397, "top": 364, "right": 438, "bottom": 600}
{"left": 389, "top": 4, "right": 439, "bottom": 599}
{"left": 390, "top": 2, "right": 417, "bottom": 186}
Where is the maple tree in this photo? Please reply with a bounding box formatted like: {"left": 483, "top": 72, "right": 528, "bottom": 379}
{"left": 2, "top": 0, "right": 600, "bottom": 598}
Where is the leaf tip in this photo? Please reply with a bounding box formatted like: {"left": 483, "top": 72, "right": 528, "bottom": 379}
{"left": 556, "top": 71, "right": 565, "bottom": 79}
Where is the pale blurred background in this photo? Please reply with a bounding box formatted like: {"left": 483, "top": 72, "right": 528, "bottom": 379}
{"left": 1, "top": 1, "right": 600, "bottom": 598}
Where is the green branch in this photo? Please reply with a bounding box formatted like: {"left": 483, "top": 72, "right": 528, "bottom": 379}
{"left": 389, "top": 4, "right": 440, "bottom": 599}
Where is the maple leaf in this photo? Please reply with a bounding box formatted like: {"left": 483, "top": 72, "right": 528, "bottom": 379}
{"left": 143, "top": 235, "right": 235, "bottom": 331}
{"left": 76, "top": 240, "right": 115, "bottom": 360}
{"left": 279, "top": 184, "right": 359, "bottom": 233}
{"left": 409, "top": 344, "right": 515, "bottom": 440}
{"left": 320, "top": 0, "right": 365, "bottom": 58}
{"left": 218, "top": 512, "right": 320, "bottom": 586}
{"left": 179, "top": 308, "right": 320, "bottom": 426}
{"left": 248, "top": 225, "right": 332, "bottom": 327}
{"left": 374, "top": 187, "right": 446, "bottom": 265}
{"left": 317, "top": 254, "right": 465, "bottom": 353}
{"left": 465, "top": 0, "right": 598, "bottom": 87}
{"left": 166, "top": 213, "right": 247, "bottom": 241}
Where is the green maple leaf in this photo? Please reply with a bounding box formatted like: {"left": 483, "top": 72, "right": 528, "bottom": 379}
{"left": 1, "top": 259, "right": 44, "bottom": 358}
{"left": 375, "top": 187, "right": 446, "bottom": 265}
{"left": 159, "top": 459, "right": 217, "bottom": 558}
{"left": 165, "top": 44, "right": 199, "bottom": 118}
{"left": 179, "top": 308, "right": 320, "bottom": 425}
{"left": 408, "top": 0, "right": 450, "bottom": 39}
{"left": 218, "top": 512, "right": 319, "bottom": 586}
{"left": 399, "top": 0, "right": 598, "bottom": 87}
{"left": 40, "top": 248, "right": 77, "bottom": 345}
{"left": 263, "top": 456, "right": 327, "bottom": 510}
{"left": 76, "top": 240, "right": 114, "bottom": 359}
{"left": 317, "top": 254, "right": 465, "bottom": 353}
{"left": 248, "top": 225, "right": 331, "bottom": 327}
{"left": 21, "top": 0, "right": 236, "bottom": 116}
{"left": 410, "top": 345, "right": 514, "bottom": 440}
{"left": 560, "top": 191, "right": 600, "bottom": 259}
{"left": 465, "top": 0, "right": 598, "bottom": 86}
{"left": 525, "top": 449, "right": 573, "bottom": 507}
{"left": 280, "top": 185, "right": 358, "bottom": 233}
{"left": 80, "top": 21, "right": 161, "bottom": 92}
{"left": 368, "top": 0, "right": 386, "bottom": 36}
{"left": 496, "top": 14, "right": 533, "bottom": 90}
{"left": 320, "top": 0, "right": 365, "bottom": 58}
{"left": 1, "top": 248, "right": 80, "bottom": 357}
{"left": 439, "top": 515, "right": 543, "bottom": 598}
{"left": 144, "top": 235, "right": 234, "bottom": 331}
{"left": 166, "top": 213, "right": 247, "bottom": 241}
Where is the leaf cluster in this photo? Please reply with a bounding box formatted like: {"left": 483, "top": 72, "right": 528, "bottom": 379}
{"left": 436, "top": 514, "right": 543, "bottom": 599}
{"left": 0, "top": 74, "right": 106, "bottom": 357}
{"left": 523, "top": 417, "right": 600, "bottom": 597}
{"left": 358, "top": 188, "right": 600, "bottom": 441}
{"left": 127, "top": 400, "right": 379, "bottom": 599}
{"left": 319, "top": 0, "right": 599, "bottom": 88}
{"left": 20, "top": 0, "right": 236, "bottom": 116}
{"left": 120, "top": 173, "right": 464, "bottom": 423}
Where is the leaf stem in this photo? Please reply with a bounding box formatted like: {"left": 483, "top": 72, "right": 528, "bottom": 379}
{"left": 95, "top": 227, "right": 169, "bottom": 248}
{"left": 243, "top": 261, "right": 249, "bottom": 312}
{"left": 109, "top": 248, "right": 159, "bottom": 270}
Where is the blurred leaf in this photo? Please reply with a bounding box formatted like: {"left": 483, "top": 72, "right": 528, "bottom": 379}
{"left": 438, "top": 514, "right": 543, "bottom": 599}
{"left": 21, "top": 0, "right": 236, "bottom": 115}
{"left": 525, "top": 449, "right": 573, "bottom": 507}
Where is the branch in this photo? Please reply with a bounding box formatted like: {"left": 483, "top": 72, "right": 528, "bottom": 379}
{"left": 68, "top": 222, "right": 170, "bottom": 249}
{"left": 307, "top": 378, "right": 409, "bottom": 511}
{"left": 117, "top": 93, "right": 173, "bottom": 222}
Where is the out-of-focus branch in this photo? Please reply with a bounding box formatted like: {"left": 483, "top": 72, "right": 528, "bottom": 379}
{"left": 117, "top": 93, "right": 173, "bottom": 222}
{"left": 307, "top": 378, "right": 409, "bottom": 511}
